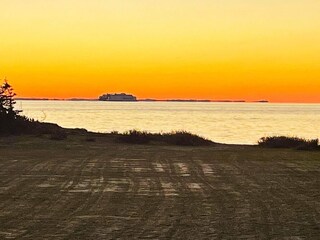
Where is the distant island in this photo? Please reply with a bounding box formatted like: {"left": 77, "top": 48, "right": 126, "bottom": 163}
{"left": 99, "top": 93, "right": 137, "bottom": 101}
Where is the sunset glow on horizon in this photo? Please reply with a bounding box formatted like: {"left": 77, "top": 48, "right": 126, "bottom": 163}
{"left": 1, "top": 0, "right": 320, "bottom": 102}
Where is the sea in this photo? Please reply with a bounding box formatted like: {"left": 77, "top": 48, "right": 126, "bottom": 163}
{"left": 16, "top": 100, "right": 320, "bottom": 145}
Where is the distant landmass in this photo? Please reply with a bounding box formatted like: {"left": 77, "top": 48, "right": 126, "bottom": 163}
{"left": 165, "top": 99, "right": 211, "bottom": 102}
{"left": 17, "top": 95, "right": 269, "bottom": 103}
{"left": 16, "top": 98, "right": 51, "bottom": 101}
{"left": 16, "top": 98, "right": 96, "bottom": 101}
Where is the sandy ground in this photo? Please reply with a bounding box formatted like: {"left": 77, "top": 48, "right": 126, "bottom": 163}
{"left": 0, "top": 135, "right": 319, "bottom": 239}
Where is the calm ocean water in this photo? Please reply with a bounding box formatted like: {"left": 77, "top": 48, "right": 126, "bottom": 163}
{"left": 17, "top": 100, "right": 320, "bottom": 144}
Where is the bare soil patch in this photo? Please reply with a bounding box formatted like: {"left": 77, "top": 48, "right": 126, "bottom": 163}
{"left": 0, "top": 135, "right": 319, "bottom": 239}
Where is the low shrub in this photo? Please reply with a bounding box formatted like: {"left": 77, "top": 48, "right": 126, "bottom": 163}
{"left": 258, "top": 136, "right": 319, "bottom": 150}
{"left": 162, "top": 131, "right": 212, "bottom": 146}
{"left": 296, "top": 139, "right": 319, "bottom": 151}
{"left": 118, "top": 130, "right": 213, "bottom": 146}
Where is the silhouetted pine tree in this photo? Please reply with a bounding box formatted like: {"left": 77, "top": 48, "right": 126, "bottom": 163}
{"left": 0, "top": 80, "right": 18, "bottom": 118}
{"left": 0, "top": 80, "right": 23, "bottom": 134}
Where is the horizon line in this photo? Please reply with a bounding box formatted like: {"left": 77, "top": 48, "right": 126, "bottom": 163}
{"left": 15, "top": 97, "right": 320, "bottom": 104}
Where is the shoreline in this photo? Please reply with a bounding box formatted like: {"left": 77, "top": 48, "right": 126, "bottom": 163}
{"left": 13, "top": 121, "right": 318, "bottom": 150}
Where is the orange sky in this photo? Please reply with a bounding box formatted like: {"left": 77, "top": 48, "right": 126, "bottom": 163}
{"left": 1, "top": 0, "right": 320, "bottom": 102}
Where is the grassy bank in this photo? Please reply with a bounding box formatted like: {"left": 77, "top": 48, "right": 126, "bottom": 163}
{"left": 0, "top": 134, "right": 319, "bottom": 239}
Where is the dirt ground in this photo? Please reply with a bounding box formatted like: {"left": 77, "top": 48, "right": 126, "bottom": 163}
{"left": 0, "top": 135, "right": 319, "bottom": 239}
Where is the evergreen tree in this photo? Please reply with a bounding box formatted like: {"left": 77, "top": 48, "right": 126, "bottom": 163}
{"left": 0, "top": 80, "right": 19, "bottom": 119}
